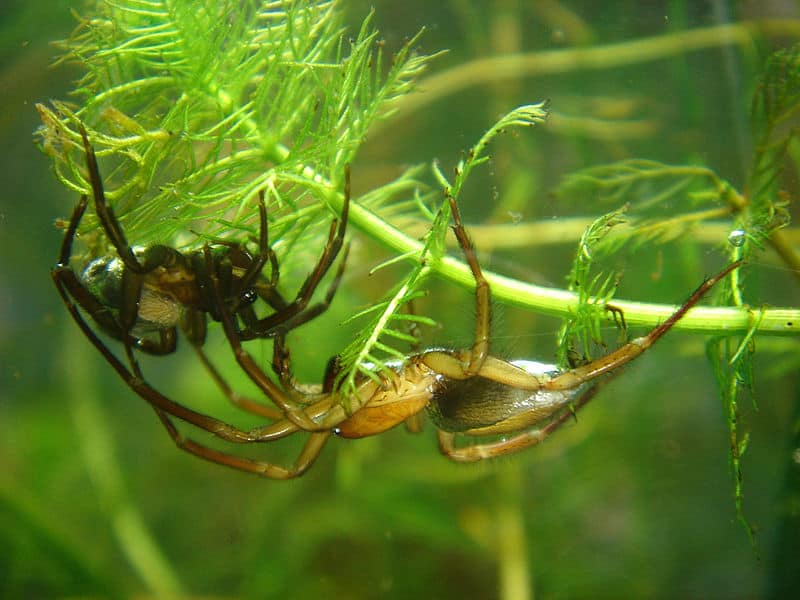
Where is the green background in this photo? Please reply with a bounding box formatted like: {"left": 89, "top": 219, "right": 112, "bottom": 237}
{"left": 2, "top": 1, "right": 799, "bottom": 598}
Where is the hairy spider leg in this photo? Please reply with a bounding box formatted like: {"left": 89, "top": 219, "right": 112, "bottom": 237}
{"left": 79, "top": 126, "right": 138, "bottom": 269}
{"left": 183, "top": 192, "right": 285, "bottom": 420}
{"left": 240, "top": 165, "right": 352, "bottom": 340}
{"left": 232, "top": 191, "right": 275, "bottom": 308}
{"left": 446, "top": 195, "right": 491, "bottom": 375}
{"left": 80, "top": 125, "right": 161, "bottom": 370}
{"left": 209, "top": 168, "right": 353, "bottom": 431}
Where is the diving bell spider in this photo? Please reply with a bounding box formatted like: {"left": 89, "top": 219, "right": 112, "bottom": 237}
{"left": 199, "top": 194, "right": 741, "bottom": 478}
{"left": 52, "top": 123, "right": 349, "bottom": 455}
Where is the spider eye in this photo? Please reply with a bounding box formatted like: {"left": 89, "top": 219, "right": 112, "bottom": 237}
{"left": 240, "top": 288, "right": 257, "bottom": 305}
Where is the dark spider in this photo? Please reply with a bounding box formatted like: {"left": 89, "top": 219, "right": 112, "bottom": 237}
{"left": 52, "top": 123, "right": 349, "bottom": 438}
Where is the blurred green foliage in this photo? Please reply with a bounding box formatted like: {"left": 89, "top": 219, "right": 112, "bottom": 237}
{"left": 2, "top": 1, "right": 800, "bottom": 599}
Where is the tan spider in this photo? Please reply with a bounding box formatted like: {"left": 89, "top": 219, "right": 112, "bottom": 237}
{"left": 196, "top": 191, "right": 741, "bottom": 478}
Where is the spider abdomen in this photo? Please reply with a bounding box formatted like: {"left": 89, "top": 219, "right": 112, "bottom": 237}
{"left": 427, "top": 361, "right": 586, "bottom": 435}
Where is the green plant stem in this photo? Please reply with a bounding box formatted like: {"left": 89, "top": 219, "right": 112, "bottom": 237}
{"left": 252, "top": 121, "right": 800, "bottom": 338}
{"left": 398, "top": 210, "right": 792, "bottom": 250}
{"left": 391, "top": 20, "right": 800, "bottom": 120}
{"left": 235, "top": 130, "right": 799, "bottom": 338}
{"left": 330, "top": 196, "right": 800, "bottom": 336}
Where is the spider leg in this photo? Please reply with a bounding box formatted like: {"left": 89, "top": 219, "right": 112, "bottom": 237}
{"left": 447, "top": 195, "right": 490, "bottom": 375}
{"left": 180, "top": 304, "right": 284, "bottom": 420}
{"left": 217, "top": 190, "right": 283, "bottom": 321}
{"left": 205, "top": 245, "right": 331, "bottom": 431}
{"left": 265, "top": 243, "right": 351, "bottom": 336}
{"left": 235, "top": 190, "right": 273, "bottom": 300}
{"left": 79, "top": 126, "right": 183, "bottom": 362}
{"left": 244, "top": 166, "right": 351, "bottom": 339}
{"left": 56, "top": 194, "right": 87, "bottom": 269}
{"left": 153, "top": 409, "right": 330, "bottom": 479}
{"left": 80, "top": 125, "right": 143, "bottom": 346}
{"left": 79, "top": 125, "right": 140, "bottom": 271}
{"left": 545, "top": 260, "right": 742, "bottom": 391}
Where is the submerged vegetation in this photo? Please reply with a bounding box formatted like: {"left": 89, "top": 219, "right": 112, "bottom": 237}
{"left": 10, "top": 0, "right": 800, "bottom": 597}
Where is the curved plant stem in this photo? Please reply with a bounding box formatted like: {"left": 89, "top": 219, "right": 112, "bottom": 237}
{"left": 398, "top": 211, "right": 800, "bottom": 251}
{"left": 319, "top": 190, "right": 800, "bottom": 336}
{"left": 182, "top": 106, "right": 800, "bottom": 337}
{"left": 392, "top": 20, "right": 800, "bottom": 120}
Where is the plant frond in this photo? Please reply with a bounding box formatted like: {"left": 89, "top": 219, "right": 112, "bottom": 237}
{"left": 36, "top": 0, "right": 437, "bottom": 253}
{"left": 554, "top": 159, "right": 754, "bottom": 256}
{"left": 706, "top": 334, "right": 758, "bottom": 550}
{"left": 438, "top": 102, "right": 549, "bottom": 201}
{"left": 555, "top": 206, "right": 627, "bottom": 368}
{"left": 333, "top": 208, "right": 447, "bottom": 406}
{"left": 743, "top": 43, "right": 800, "bottom": 257}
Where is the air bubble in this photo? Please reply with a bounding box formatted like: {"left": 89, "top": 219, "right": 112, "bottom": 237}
{"left": 728, "top": 229, "right": 746, "bottom": 247}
